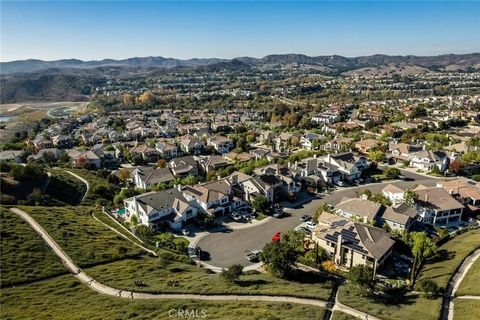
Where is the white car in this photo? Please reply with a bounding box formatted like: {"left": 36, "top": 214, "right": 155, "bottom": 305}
{"left": 305, "top": 221, "right": 317, "bottom": 230}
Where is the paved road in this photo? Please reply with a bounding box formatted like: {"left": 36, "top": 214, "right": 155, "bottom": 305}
{"left": 198, "top": 171, "right": 439, "bottom": 268}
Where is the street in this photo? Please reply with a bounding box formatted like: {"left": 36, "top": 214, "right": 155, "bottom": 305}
{"left": 197, "top": 170, "right": 441, "bottom": 268}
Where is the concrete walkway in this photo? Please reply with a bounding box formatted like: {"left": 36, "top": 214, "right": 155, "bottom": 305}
{"left": 10, "top": 207, "right": 329, "bottom": 307}
{"left": 65, "top": 170, "right": 89, "bottom": 203}
{"left": 441, "top": 248, "right": 480, "bottom": 320}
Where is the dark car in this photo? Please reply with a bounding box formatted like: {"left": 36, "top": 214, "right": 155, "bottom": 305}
{"left": 301, "top": 214, "right": 311, "bottom": 222}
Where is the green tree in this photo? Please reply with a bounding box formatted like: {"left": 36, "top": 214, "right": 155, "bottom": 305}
{"left": 221, "top": 264, "right": 244, "bottom": 284}
{"left": 260, "top": 240, "right": 297, "bottom": 278}
{"left": 252, "top": 195, "right": 269, "bottom": 214}
{"left": 348, "top": 265, "right": 374, "bottom": 290}
{"left": 368, "top": 150, "right": 385, "bottom": 162}
{"left": 403, "top": 189, "right": 418, "bottom": 207}
{"left": 405, "top": 232, "right": 438, "bottom": 286}
{"left": 384, "top": 167, "right": 401, "bottom": 178}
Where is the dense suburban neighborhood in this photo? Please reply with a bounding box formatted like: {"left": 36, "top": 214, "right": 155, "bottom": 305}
{"left": 2, "top": 50, "right": 480, "bottom": 320}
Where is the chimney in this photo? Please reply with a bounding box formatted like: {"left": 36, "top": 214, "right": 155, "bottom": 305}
{"left": 425, "top": 194, "right": 429, "bottom": 204}
{"left": 177, "top": 184, "right": 182, "bottom": 191}
{"left": 363, "top": 215, "right": 368, "bottom": 224}
{"left": 423, "top": 144, "right": 426, "bottom": 151}
{"left": 314, "top": 154, "right": 317, "bottom": 159}
{"left": 217, "top": 175, "right": 222, "bottom": 181}
{"left": 327, "top": 154, "right": 331, "bottom": 163}
{"left": 335, "top": 234, "right": 343, "bottom": 265}
{"left": 295, "top": 161, "right": 298, "bottom": 169}
{"left": 276, "top": 163, "right": 280, "bottom": 175}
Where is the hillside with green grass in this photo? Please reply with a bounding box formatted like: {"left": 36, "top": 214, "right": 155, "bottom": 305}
{"left": 18, "top": 206, "right": 144, "bottom": 267}
{"left": 0, "top": 207, "right": 67, "bottom": 287}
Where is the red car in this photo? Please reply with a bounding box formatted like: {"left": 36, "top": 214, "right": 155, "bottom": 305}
{"left": 272, "top": 232, "right": 281, "bottom": 242}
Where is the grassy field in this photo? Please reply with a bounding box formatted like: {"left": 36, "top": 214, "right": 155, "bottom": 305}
{"left": 337, "top": 284, "right": 442, "bottom": 320}
{"left": 330, "top": 311, "right": 357, "bottom": 320}
{"left": 45, "top": 169, "right": 86, "bottom": 205}
{"left": 417, "top": 228, "right": 480, "bottom": 289}
{"left": 0, "top": 275, "right": 326, "bottom": 320}
{"left": 455, "top": 258, "right": 480, "bottom": 296}
{"left": 453, "top": 299, "right": 480, "bottom": 320}
{"left": 86, "top": 255, "right": 334, "bottom": 300}
{"left": 0, "top": 207, "right": 67, "bottom": 287}
{"left": 66, "top": 168, "right": 116, "bottom": 206}
{"left": 18, "top": 206, "right": 144, "bottom": 267}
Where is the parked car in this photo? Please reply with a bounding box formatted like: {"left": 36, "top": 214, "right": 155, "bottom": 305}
{"left": 273, "top": 210, "right": 285, "bottom": 218}
{"left": 301, "top": 214, "right": 311, "bottom": 222}
{"left": 334, "top": 180, "right": 345, "bottom": 187}
{"left": 245, "top": 250, "right": 261, "bottom": 262}
{"left": 229, "top": 212, "right": 242, "bottom": 221}
{"left": 181, "top": 229, "right": 191, "bottom": 236}
{"left": 295, "top": 226, "right": 312, "bottom": 235}
{"left": 272, "top": 232, "right": 281, "bottom": 242}
{"left": 188, "top": 247, "right": 198, "bottom": 259}
{"left": 305, "top": 221, "right": 317, "bottom": 230}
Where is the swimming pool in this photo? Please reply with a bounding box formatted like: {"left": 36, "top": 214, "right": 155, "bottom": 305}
{"left": 117, "top": 208, "right": 127, "bottom": 215}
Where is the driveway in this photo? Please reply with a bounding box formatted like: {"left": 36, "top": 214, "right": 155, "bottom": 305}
{"left": 197, "top": 171, "right": 439, "bottom": 268}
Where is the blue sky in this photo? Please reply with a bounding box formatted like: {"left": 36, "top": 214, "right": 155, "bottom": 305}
{"left": 1, "top": 1, "right": 479, "bottom": 61}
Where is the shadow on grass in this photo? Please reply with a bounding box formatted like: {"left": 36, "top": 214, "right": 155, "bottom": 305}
{"left": 286, "top": 269, "right": 333, "bottom": 285}
{"left": 235, "top": 279, "right": 269, "bottom": 287}
{"left": 429, "top": 249, "right": 455, "bottom": 263}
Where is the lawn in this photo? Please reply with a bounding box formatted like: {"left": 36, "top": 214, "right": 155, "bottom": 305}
{"left": 0, "top": 207, "right": 67, "bottom": 287}
{"left": 417, "top": 228, "right": 480, "bottom": 289}
{"left": 331, "top": 311, "right": 358, "bottom": 320}
{"left": 0, "top": 275, "right": 326, "bottom": 320}
{"left": 453, "top": 299, "right": 480, "bottom": 320}
{"left": 455, "top": 258, "right": 480, "bottom": 296}
{"left": 18, "top": 206, "right": 144, "bottom": 267}
{"left": 86, "top": 255, "right": 335, "bottom": 300}
{"left": 45, "top": 169, "right": 86, "bottom": 205}
{"left": 337, "top": 283, "right": 442, "bottom": 320}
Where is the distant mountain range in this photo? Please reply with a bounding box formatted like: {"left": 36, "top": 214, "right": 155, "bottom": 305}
{"left": 2, "top": 53, "right": 480, "bottom": 75}
{"left": 1, "top": 53, "right": 479, "bottom": 103}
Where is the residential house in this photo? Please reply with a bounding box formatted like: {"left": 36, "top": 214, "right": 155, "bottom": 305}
{"left": 124, "top": 188, "right": 198, "bottom": 230}
{"left": 179, "top": 135, "right": 204, "bottom": 155}
{"left": 132, "top": 166, "right": 175, "bottom": 189}
{"left": 130, "top": 144, "right": 160, "bottom": 163}
{"left": 0, "top": 150, "right": 23, "bottom": 163}
{"left": 168, "top": 156, "right": 199, "bottom": 177}
{"left": 67, "top": 149, "right": 102, "bottom": 169}
{"left": 300, "top": 132, "right": 323, "bottom": 150}
{"left": 414, "top": 187, "right": 464, "bottom": 225}
{"left": 51, "top": 135, "right": 73, "bottom": 149}
{"left": 155, "top": 142, "right": 179, "bottom": 160}
{"left": 312, "top": 212, "right": 394, "bottom": 275}
{"left": 207, "top": 136, "right": 234, "bottom": 154}
{"left": 335, "top": 197, "right": 383, "bottom": 222}
{"left": 410, "top": 150, "right": 449, "bottom": 172}
{"left": 382, "top": 184, "right": 405, "bottom": 205}
{"left": 437, "top": 179, "right": 480, "bottom": 208}
{"left": 355, "top": 139, "right": 379, "bottom": 155}
{"left": 32, "top": 137, "right": 53, "bottom": 149}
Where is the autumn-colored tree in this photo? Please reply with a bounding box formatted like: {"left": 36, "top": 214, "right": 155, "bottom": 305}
{"left": 449, "top": 160, "right": 465, "bottom": 174}
{"left": 137, "top": 92, "right": 154, "bottom": 105}
{"left": 156, "top": 159, "right": 167, "bottom": 168}
{"left": 76, "top": 156, "right": 86, "bottom": 168}
{"left": 118, "top": 168, "right": 131, "bottom": 181}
